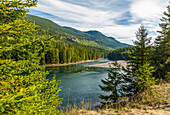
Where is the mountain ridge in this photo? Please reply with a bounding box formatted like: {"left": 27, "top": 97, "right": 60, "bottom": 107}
{"left": 26, "top": 14, "right": 131, "bottom": 50}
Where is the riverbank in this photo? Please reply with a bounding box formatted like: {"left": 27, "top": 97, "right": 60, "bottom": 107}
{"left": 41, "top": 59, "right": 98, "bottom": 67}
{"left": 90, "top": 60, "right": 127, "bottom": 68}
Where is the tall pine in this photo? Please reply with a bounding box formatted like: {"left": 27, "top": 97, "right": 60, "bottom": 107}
{"left": 130, "top": 25, "right": 151, "bottom": 73}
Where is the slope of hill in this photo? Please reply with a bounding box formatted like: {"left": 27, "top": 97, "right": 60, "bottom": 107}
{"left": 85, "top": 30, "right": 129, "bottom": 49}
{"left": 26, "top": 14, "right": 130, "bottom": 50}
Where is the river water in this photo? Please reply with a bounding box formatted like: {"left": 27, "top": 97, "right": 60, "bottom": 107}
{"left": 46, "top": 59, "right": 112, "bottom": 108}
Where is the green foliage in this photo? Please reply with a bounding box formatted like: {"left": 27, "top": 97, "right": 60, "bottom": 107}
{"left": 0, "top": 0, "right": 37, "bottom": 24}
{"left": 108, "top": 46, "right": 132, "bottom": 60}
{"left": 0, "top": 0, "right": 62, "bottom": 114}
{"left": 130, "top": 25, "right": 152, "bottom": 73}
{"left": 0, "top": 60, "right": 62, "bottom": 114}
{"left": 99, "top": 68, "right": 121, "bottom": 102}
{"left": 37, "top": 38, "right": 103, "bottom": 65}
{"left": 153, "top": 2, "right": 170, "bottom": 81}
{"left": 135, "top": 62, "right": 156, "bottom": 91}
{"left": 99, "top": 62, "right": 135, "bottom": 103}
{"left": 129, "top": 25, "right": 155, "bottom": 92}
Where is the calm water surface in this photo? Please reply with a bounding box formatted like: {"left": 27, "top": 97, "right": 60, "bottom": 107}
{"left": 46, "top": 59, "right": 112, "bottom": 107}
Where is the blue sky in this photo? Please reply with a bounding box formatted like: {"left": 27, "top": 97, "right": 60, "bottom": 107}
{"left": 29, "top": 0, "right": 169, "bottom": 45}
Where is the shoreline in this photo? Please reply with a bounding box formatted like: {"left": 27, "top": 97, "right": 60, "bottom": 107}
{"left": 40, "top": 59, "right": 98, "bottom": 67}
{"left": 40, "top": 59, "right": 127, "bottom": 68}
{"left": 90, "top": 60, "right": 127, "bottom": 68}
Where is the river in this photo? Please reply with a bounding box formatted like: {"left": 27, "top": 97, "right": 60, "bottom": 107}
{"left": 46, "top": 59, "right": 112, "bottom": 108}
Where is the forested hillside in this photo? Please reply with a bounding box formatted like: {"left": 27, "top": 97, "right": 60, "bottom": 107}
{"left": 26, "top": 14, "right": 130, "bottom": 50}
{"left": 23, "top": 15, "right": 112, "bottom": 65}
{"left": 85, "top": 30, "right": 129, "bottom": 49}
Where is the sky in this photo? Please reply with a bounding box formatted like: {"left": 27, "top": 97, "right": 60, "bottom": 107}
{"left": 29, "top": 0, "right": 169, "bottom": 45}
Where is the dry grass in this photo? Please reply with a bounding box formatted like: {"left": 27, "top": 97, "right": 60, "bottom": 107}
{"left": 61, "top": 83, "right": 170, "bottom": 115}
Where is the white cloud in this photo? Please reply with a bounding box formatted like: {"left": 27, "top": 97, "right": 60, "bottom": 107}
{"left": 129, "top": 0, "right": 166, "bottom": 19}
{"left": 30, "top": 0, "right": 169, "bottom": 45}
{"left": 33, "top": 0, "right": 121, "bottom": 24}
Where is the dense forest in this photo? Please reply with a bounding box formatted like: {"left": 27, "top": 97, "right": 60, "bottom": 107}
{"left": 28, "top": 34, "right": 108, "bottom": 65}
{"left": 107, "top": 46, "right": 132, "bottom": 60}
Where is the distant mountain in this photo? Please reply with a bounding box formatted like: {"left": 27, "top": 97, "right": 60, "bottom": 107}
{"left": 85, "top": 30, "right": 108, "bottom": 38}
{"left": 26, "top": 14, "right": 130, "bottom": 50}
{"left": 63, "top": 27, "right": 131, "bottom": 49}
{"left": 84, "top": 30, "right": 128, "bottom": 49}
{"left": 85, "top": 31, "right": 116, "bottom": 42}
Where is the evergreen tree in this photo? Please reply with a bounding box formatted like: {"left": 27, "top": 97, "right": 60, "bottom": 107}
{"left": 55, "top": 49, "right": 60, "bottom": 64}
{"left": 129, "top": 25, "right": 156, "bottom": 92}
{"left": 85, "top": 50, "right": 89, "bottom": 60}
{"left": 99, "top": 62, "right": 134, "bottom": 103}
{"left": 130, "top": 25, "right": 151, "bottom": 73}
{"left": 153, "top": 2, "right": 170, "bottom": 81}
{"left": 67, "top": 48, "right": 72, "bottom": 63}
{"left": 0, "top": 0, "right": 62, "bottom": 114}
{"left": 135, "top": 62, "right": 156, "bottom": 91}
{"left": 99, "top": 69, "right": 120, "bottom": 103}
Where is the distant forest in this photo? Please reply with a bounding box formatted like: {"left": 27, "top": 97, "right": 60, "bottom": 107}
{"left": 108, "top": 46, "right": 132, "bottom": 60}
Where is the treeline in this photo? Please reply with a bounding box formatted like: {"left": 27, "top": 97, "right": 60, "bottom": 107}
{"left": 38, "top": 35, "right": 105, "bottom": 65}
{"left": 1, "top": 30, "right": 106, "bottom": 65}
{"left": 108, "top": 46, "right": 132, "bottom": 60}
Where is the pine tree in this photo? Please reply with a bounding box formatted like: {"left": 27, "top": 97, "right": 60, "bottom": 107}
{"left": 55, "top": 48, "right": 60, "bottom": 64}
{"left": 130, "top": 25, "right": 151, "bottom": 73}
{"left": 99, "top": 69, "right": 120, "bottom": 103}
{"left": 0, "top": 0, "right": 62, "bottom": 114}
{"left": 129, "top": 25, "right": 156, "bottom": 92}
{"left": 99, "top": 62, "right": 134, "bottom": 103}
{"left": 153, "top": 2, "right": 170, "bottom": 81}
{"left": 85, "top": 50, "right": 89, "bottom": 60}
{"left": 67, "top": 48, "right": 72, "bottom": 63}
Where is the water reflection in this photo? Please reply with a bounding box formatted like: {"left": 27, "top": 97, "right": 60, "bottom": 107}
{"left": 46, "top": 59, "right": 112, "bottom": 107}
